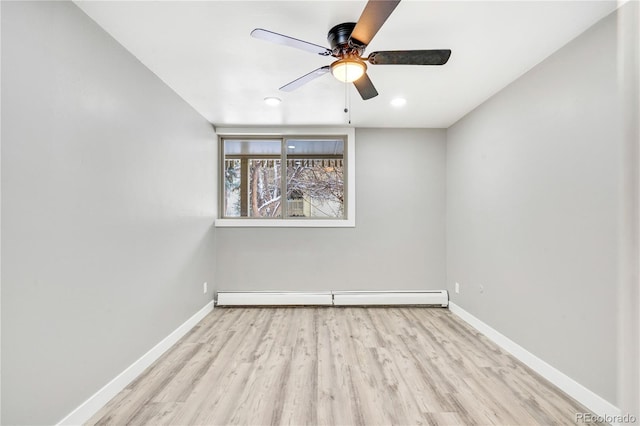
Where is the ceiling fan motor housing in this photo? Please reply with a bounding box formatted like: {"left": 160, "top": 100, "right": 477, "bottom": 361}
{"left": 328, "top": 22, "right": 365, "bottom": 57}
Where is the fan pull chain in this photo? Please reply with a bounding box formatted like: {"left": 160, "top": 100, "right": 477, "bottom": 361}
{"left": 344, "top": 81, "right": 348, "bottom": 118}
{"left": 348, "top": 83, "right": 352, "bottom": 124}
{"left": 344, "top": 81, "right": 352, "bottom": 124}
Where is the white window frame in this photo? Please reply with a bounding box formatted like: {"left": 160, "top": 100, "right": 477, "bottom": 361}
{"left": 214, "top": 127, "right": 355, "bottom": 228}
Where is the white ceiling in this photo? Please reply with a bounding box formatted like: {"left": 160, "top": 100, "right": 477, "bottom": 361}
{"left": 75, "top": 1, "right": 618, "bottom": 129}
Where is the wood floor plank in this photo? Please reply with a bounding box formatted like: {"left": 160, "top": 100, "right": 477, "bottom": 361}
{"left": 316, "top": 308, "right": 357, "bottom": 426}
{"left": 86, "top": 307, "right": 604, "bottom": 426}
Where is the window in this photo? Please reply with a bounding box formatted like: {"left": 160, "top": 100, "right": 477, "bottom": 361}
{"left": 216, "top": 129, "right": 354, "bottom": 227}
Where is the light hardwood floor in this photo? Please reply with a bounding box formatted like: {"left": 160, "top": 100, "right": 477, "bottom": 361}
{"left": 87, "top": 307, "right": 602, "bottom": 425}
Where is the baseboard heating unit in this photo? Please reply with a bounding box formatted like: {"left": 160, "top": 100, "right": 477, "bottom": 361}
{"left": 216, "top": 291, "right": 448, "bottom": 307}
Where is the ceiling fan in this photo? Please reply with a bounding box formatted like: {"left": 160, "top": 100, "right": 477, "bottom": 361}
{"left": 250, "top": 0, "right": 451, "bottom": 100}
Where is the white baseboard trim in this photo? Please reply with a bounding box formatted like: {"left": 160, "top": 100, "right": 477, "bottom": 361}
{"left": 217, "top": 291, "right": 333, "bottom": 305}
{"left": 57, "top": 300, "right": 214, "bottom": 425}
{"left": 333, "top": 290, "right": 448, "bottom": 307}
{"left": 448, "top": 302, "right": 620, "bottom": 421}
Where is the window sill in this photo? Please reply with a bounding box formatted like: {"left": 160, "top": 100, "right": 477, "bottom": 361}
{"left": 214, "top": 218, "right": 355, "bottom": 228}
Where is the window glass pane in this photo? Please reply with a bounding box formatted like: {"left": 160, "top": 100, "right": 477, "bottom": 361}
{"left": 224, "top": 158, "right": 241, "bottom": 217}
{"left": 223, "top": 139, "right": 282, "bottom": 218}
{"left": 285, "top": 139, "right": 344, "bottom": 218}
{"left": 248, "top": 158, "right": 282, "bottom": 217}
{"left": 224, "top": 139, "right": 282, "bottom": 156}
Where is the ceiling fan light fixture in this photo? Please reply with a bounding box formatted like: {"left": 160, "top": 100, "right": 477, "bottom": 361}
{"left": 331, "top": 58, "right": 366, "bottom": 83}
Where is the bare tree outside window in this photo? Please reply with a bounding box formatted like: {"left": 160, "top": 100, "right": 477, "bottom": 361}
{"left": 222, "top": 138, "right": 345, "bottom": 219}
{"left": 286, "top": 158, "right": 343, "bottom": 218}
{"left": 249, "top": 159, "right": 281, "bottom": 217}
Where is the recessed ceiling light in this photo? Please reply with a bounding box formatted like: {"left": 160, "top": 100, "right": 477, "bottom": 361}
{"left": 287, "top": 145, "right": 296, "bottom": 149}
{"left": 391, "top": 97, "right": 407, "bottom": 107}
{"left": 264, "top": 97, "right": 281, "bottom": 106}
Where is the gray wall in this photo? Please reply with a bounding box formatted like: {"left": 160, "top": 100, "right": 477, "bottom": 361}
{"left": 446, "top": 10, "right": 620, "bottom": 404}
{"left": 1, "top": 2, "right": 216, "bottom": 424}
{"left": 215, "top": 128, "right": 446, "bottom": 292}
{"left": 617, "top": 2, "right": 640, "bottom": 420}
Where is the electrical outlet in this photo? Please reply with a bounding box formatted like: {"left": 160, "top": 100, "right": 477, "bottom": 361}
{"left": 203, "top": 282, "right": 208, "bottom": 294}
{"left": 455, "top": 282, "right": 460, "bottom": 294}
{"left": 479, "top": 284, "right": 484, "bottom": 294}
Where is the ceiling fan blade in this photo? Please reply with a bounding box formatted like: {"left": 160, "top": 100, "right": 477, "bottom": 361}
{"left": 349, "top": 0, "right": 401, "bottom": 47}
{"left": 367, "top": 49, "right": 452, "bottom": 65}
{"left": 279, "top": 66, "right": 331, "bottom": 92}
{"left": 353, "top": 73, "right": 379, "bottom": 100}
{"left": 251, "top": 28, "right": 332, "bottom": 56}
